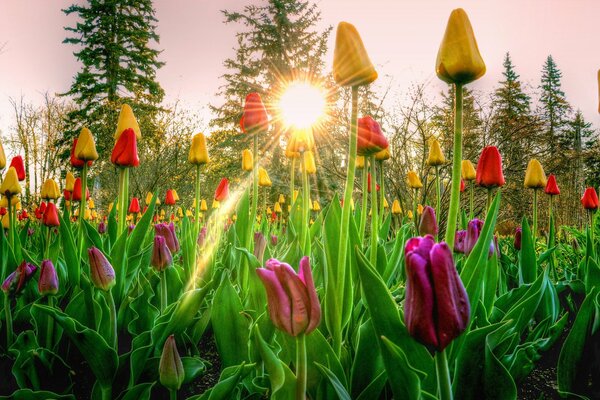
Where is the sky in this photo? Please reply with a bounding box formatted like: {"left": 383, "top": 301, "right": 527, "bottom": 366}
{"left": 0, "top": 0, "right": 599, "bottom": 141}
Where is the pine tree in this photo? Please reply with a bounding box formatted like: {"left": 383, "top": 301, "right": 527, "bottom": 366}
{"left": 62, "top": 0, "right": 165, "bottom": 157}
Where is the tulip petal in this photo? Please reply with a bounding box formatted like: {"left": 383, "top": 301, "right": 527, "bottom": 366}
{"left": 256, "top": 268, "right": 292, "bottom": 335}
{"left": 405, "top": 251, "right": 438, "bottom": 349}
{"left": 298, "top": 256, "right": 321, "bottom": 334}
{"left": 273, "top": 263, "right": 310, "bottom": 336}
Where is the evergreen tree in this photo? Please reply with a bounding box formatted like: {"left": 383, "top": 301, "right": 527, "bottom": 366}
{"left": 62, "top": 0, "right": 165, "bottom": 157}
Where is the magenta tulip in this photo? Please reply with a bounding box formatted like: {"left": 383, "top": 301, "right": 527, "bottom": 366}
{"left": 2, "top": 261, "right": 38, "bottom": 297}
{"left": 38, "top": 259, "right": 59, "bottom": 296}
{"left": 88, "top": 247, "right": 116, "bottom": 291}
{"left": 155, "top": 222, "right": 180, "bottom": 253}
{"left": 152, "top": 235, "right": 173, "bottom": 272}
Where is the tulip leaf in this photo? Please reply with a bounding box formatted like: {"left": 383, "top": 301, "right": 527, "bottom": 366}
{"left": 83, "top": 219, "right": 104, "bottom": 252}
{"left": 519, "top": 217, "right": 536, "bottom": 284}
{"left": 0, "top": 389, "right": 75, "bottom": 400}
{"left": 187, "top": 363, "right": 254, "bottom": 400}
{"left": 33, "top": 304, "right": 117, "bottom": 389}
{"left": 314, "top": 362, "right": 352, "bottom": 400}
{"left": 120, "top": 382, "right": 155, "bottom": 400}
{"left": 127, "top": 192, "right": 156, "bottom": 256}
{"left": 350, "top": 319, "right": 384, "bottom": 398}
{"left": 380, "top": 336, "right": 423, "bottom": 398}
{"left": 58, "top": 212, "right": 80, "bottom": 287}
{"left": 355, "top": 370, "right": 387, "bottom": 400}
{"left": 252, "top": 325, "right": 286, "bottom": 397}
{"left": 235, "top": 188, "right": 250, "bottom": 248}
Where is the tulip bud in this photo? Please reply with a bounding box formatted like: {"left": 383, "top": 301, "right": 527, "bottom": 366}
{"left": 155, "top": 222, "right": 180, "bottom": 253}
{"left": 375, "top": 147, "right": 391, "bottom": 161}
{"left": 129, "top": 197, "right": 141, "bottom": 214}
{"left": 42, "top": 202, "right": 60, "bottom": 227}
{"left": 461, "top": 160, "right": 476, "bottom": 181}
{"left": 159, "top": 335, "right": 185, "bottom": 391}
{"left": 454, "top": 230, "right": 466, "bottom": 253}
{"left": 545, "top": 174, "right": 560, "bottom": 196}
{"left": 404, "top": 236, "right": 469, "bottom": 351}
{"left": 436, "top": 8, "right": 486, "bottom": 85}
{"left": 0, "top": 141, "right": 5, "bottom": 170}
{"left": 75, "top": 127, "right": 99, "bottom": 161}
{"left": 152, "top": 235, "right": 173, "bottom": 272}
{"left": 72, "top": 178, "right": 90, "bottom": 202}
{"left": 9, "top": 156, "right": 26, "bottom": 181}
{"left": 98, "top": 221, "right": 107, "bottom": 234}
{"left": 303, "top": 151, "right": 317, "bottom": 174}
{"left": 114, "top": 104, "right": 141, "bottom": 140}
{"left": 333, "top": 22, "right": 377, "bottom": 87}
{"left": 240, "top": 93, "right": 269, "bottom": 133}
{"left": 212, "top": 200, "right": 219, "bottom": 209}
{"left": 65, "top": 172, "right": 75, "bottom": 192}
{"left": 356, "top": 156, "right": 365, "bottom": 170}
{"left": 270, "top": 234, "right": 278, "bottom": 246}
{"left": 274, "top": 202, "right": 282, "bottom": 214}
{"left": 407, "top": 171, "right": 423, "bottom": 189}
{"left": 312, "top": 200, "right": 321, "bottom": 212}
{"left": 188, "top": 133, "right": 209, "bottom": 165}
{"left": 88, "top": 247, "right": 116, "bottom": 291}
{"left": 1, "top": 167, "right": 22, "bottom": 197}
{"left": 242, "top": 149, "right": 253, "bottom": 171}
{"left": 258, "top": 168, "right": 272, "bottom": 187}
{"left": 460, "top": 179, "right": 466, "bottom": 193}
{"left": 581, "top": 187, "right": 599, "bottom": 210}
{"left": 197, "top": 226, "right": 207, "bottom": 247}
{"left": 383, "top": 198, "right": 389, "bottom": 209}
{"left": 357, "top": 116, "right": 388, "bottom": 156}
{"left": 367, "top": 173, "right": 380, "bottom": 193}
{"left": 392, "top": 199, "right": 402, "bottom": 215}
{"left": 214, "top": 178, "right": 229, "bottom": 201}
{"left": 2, "top": 261, "right": 38, "bottom": 297}
{"left": 40, "top": 179, "right": 60, "bottom": 200}
{"left": 38, "top": 259, "right": 59, "bottom": 296}
{"left": 200, "top": 199, "right": 208, "bottom": 212}
{"left": 476, "top": 146, "right": 505, "bottom": 188}
{"left": 165, "top": 190, "right": 177, "bottom": 206}
{"left": 427, "top": 139, "right": 446, "bottom": 166}
{"left": 111, "top": 128, "right": 140, "bottom": 167}
{"left": 35, "top": 202, "right": 46, "bottom": 219}
{"left": 419, "top": 206, "right": 439, "bottom": 236}
{"left": 253, "top": 232, "right": 267, "bottom": 262}
{"left": 464, "top": 218, "right": 483, "bottom": 256}
{"left": 524, "top": 159, "right": 547, "bottom": 189}
{"left": 514, "top": 227, "right": 522, "bottom": 251}
{"left": 256, "top": 257, "right": 321, "bottom": 336}
{"left": 278, "top": 194, "right": 285, "bottom": 204}
{"left": 285, "top": 139, "right": 301, "bottom": 159}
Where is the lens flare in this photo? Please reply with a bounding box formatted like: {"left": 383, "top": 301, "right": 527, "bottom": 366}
{"left": 278, "top": 82, "right": 326, "bottom": 130}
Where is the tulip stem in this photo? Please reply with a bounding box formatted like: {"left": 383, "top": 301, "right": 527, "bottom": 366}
{"left": 4, "top": 294, "right": 12, "bottom": 349}
{"left": 118, "top": 167, "right": 129, "bottom": 235}
{"left": 532, "top": 189, "right": 538, "bottom": 244}
{"left": 7, "top": 197, "right": 14, "bottom": 249}
{"left": 295, "top": 334, "right": 307, "bottom": 400}
{"left": 46, "top": 296, "right": 54, "bottom": 350}
{"left": 486, "top": 189, "right": 493, "bottom": 217}
{"left": 413, "top": 189, "right": 418, "bottom": 234}
{"left": 335, "top": 85, "right": 359, "bottom": 356}
{"left": 79, "top": 162, "right": 88, "bottom": 260}
{"left": 45, "top": 226, "right": 51, "bottom": 259}
{"left": 169, "top": 389, "right": 177, "bottom": 400}
{"left": 290, "top": 158, "right": 296, "bottom": 209}
{"left": 250, "top": 133, "right": 259, "bottom": 250}
{"left": 469, "top": 181, "right": 474, "bottom": 220}
{"left": 194, "top": 165, "right": 201, "bottom": 243}
{"left": 379, "top": 160, "right": 385, "bottom": 225}
{"left": 435, "top": 349, "right": 453, "bottom": 400}
{"left": 444, "top": 83, "right": 463, "bottom": 250}
{"left": 104, "top": 290, "right": 118, "bottom": 350}
{"left": 370, "top": 155, "right": 378, "bottom": 268}
{"left": 161, "top": 270, "right": 168, "bottom": 312}
{"left": 360, "top": 167, "right": 368, "bottom": 243}
{"left": 301, "top": 152, "right": 311, "bottom": 256}
{"left": 436, "top": 165, "right": 441, "bottom": 236}
{"left": 101, "top": 386, "right": 111, "bottom": 400}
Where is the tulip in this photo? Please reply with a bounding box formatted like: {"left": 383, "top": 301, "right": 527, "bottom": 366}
{"left": 155, "top": 222, "right": 180, "bottom": 253}
{"left": 159, "top": 335, "right": 185, "bottom": 391}
{"left": 0, "top": 141, "right": 5, "bottom": 170}
{"left": 333, "top": 22, "right": 377, "bottom": 87}
{"left": 581, "top": 187, "right": 599, "bottom": 210}
{"left": 188, "top": 133, "right": 209, "bottom": 165}
{"left": 357, "top": 116, "right": 388, "bottom": 156}
{"left": 375, "top": 147, "right": 390, "bottom": 161}
{"left": 407, "top": 171, "right": 423, "bottom": 189}
{"left": 254, "top": 232, "right": 267, "bottom": 262}
{"left": 303, "top": 151, "right": 317, "bottom": 174}
{"left": 8, "top": 156, "right": 26, "bottom": 181}
{"left": 436, "top": 8, "right": 486, "bottom": 85}
{"left": 278, "top": 194, "right": 285, "bottom": 204}
{"left": 111, "top": 128, "right": 140, "bottom": 167}
{"left": 214, "top": 178, "right": 229, "bottom": 201}
{"left": 165, "top": 189, "right": 176, "bottom": 206}
{"left": 454, "top": 230, "right": 466, "bottom": 253}
{"left": 65, "top": 172, "right": 75, "bottom": 192}
{"left": 172, "top": 190, "right": 180, "bottom": 202}
{"left": 367, "top": 173, "right": 380, "bottom": 193}
{"left": 114, "top": 104, "right": 141, "bottom": 140}
{"left": 1, "top": 167, "right": 22, "bottom": 197}
{"left": 312, "top": 200, "right": 321, "bottom": 212}
{"left": 197, "top": 226, "right": 207, "bottom": 247}
{"left": 419, "top": 206, "right": 439, "bottom": 236}
{"left": 356, "top": 156, "right": 365, "bottom": 169}
{"left": 200, "top": 199, "right": 208, "bottom": 212}
{"left": 514, "top": 227, "right": 522, "bottom": 251}
{"left": 2, "top": 261, "right": 38, "bottom": 297}
{"left": 270, "top": 234, "right": 278, "bottom": 246}
{"left": 427, "top": 139, "right": 446, "bottom": 166}
{"left": 75, "top": 127, "right": 99, "bottom": 161}
{"left": 258, "top": 168, "right": 272, "bottom": 187}
{"left": 129, "top": 197, "right": 141, "bottom": 214}
{"left": 543, "top": 174, "right": 559, "bottom": 196}
{"left": 35, "top": 202, "right": 46, "bottom": 219}
{"left": 70, "top": 139, "right": 92, "bottom": 169}
{"left": 98, "top": 221, "right": 107, "bottom": 234}
{"left": 404, "top": 235, "right": 469, "bottom": 351}
{"left": 476, "top": 146, "right": 505, "bottom": 188}
{"left": 460, "top": 179, "right": 466, "bottom": 193}
{"left": 212, "top": 200, "right": 219, "bottom": 209}
{"left": 40, "top": 179, "right": 60, "bottom": 200}
{"left": 461, "top": 160, "right": 476, "bottom": 181}
{"left": 274, "top": 202, "right": 282, "bottom": 214}
{"left": 242, "top": 149, "right": 253, "bottom": 171}
{"left": 72, "top": 178, "right": 90, "bottom": 202}
{"left": 464, "top": 218, "right": 483, "bottom": 256}
{"left": 152, "top": 235, "right": 173, "bottom": 272}
{"left": 524, "top": 159, "right": 547, "bottom": 189}
{"left": 38, "top": 259, "right": 59, "bottom": 296}
{"left": 392, "top": 199, "right": 402, "bottom": 215}
{"left": 42, "top": 203, "right": 60, "bottom": 227}
{"left": 88, "top": 247, "right": 116, "bottom": 291}
{"left": 383, "top": 198, "right": 389, "bottom": 209}
{"left": 240, "top": 93, "right": 269, "bottom": 133}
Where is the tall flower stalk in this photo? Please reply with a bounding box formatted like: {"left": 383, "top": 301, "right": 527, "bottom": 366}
{"left": 370, "top": 155, "right": 379, "bottom": 267}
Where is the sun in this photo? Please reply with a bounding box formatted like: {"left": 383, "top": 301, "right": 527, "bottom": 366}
{"left": 277, "top": 81, "right": 327, "bottom": 130}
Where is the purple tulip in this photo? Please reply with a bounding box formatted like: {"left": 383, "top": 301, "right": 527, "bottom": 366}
{"left": 98, "top": 221, "right": 107, "bottom": 234}
{"left": 27, "top": 228, "right": 35, "bottom": 237}
{"left": 128, "top": 224, "right": 136, "bottom": 234}
{"left": 38, "top": 259, "right": 59, "bottom": 296}
{"left": 197, "top": 226, "right": 207, "bottom": 247}
{"left": 2, "top": 261, "right": 38, "bottom": 297}
{"left": 514, "top": 227, "right": 522, "bottom": 251}
{"left": 418, "top": 206, "right": 438, "bottom": 236}
{"left": 152, "top": 235, "right": 173, "bottom": 272}
{"left": 464, "top": 219, "right": 484, "bottom": 255}
{"left": 254, "top": 232, "right": 266, "bottom": 262}
{"left": 87, "top": 247, "right": 116, "bottom": 291}
{"left": 270, "top": 234, "right": 278, "bottom": 246}
{"left": 404, "top": 235, "right": 470, "bottom": 351}
{"left": 256, "top": 257, "right": 321, "bottom": 337}
{"left": 155, "top": 222, "right": 180, "bottom": 253}
{"left": 454, "top": 230, "right": 466, "bottom": 253}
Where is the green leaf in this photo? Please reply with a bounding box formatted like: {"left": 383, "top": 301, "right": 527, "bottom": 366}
{"left": 0, "top": 389, "right": 75, "bottom": 400}
{"left": 519, "top": 217, "right": 537, "bottom": 284}
{"left": 315, "top": 362, "right": 351, "bottom": 400}
{"left": 127, "top": 192, "right": 156, "bottom": 256}
{"left": 350, "top": 319, "right": 384, "bottom": 398}
{"left": 253, "top": 325, "right": 286, "bottom": 397}
{"left": 58, "top": 212, "right": 80, "bottom": 287}
{"left": 120, "top": 382, "right": 154, "bottom": 400}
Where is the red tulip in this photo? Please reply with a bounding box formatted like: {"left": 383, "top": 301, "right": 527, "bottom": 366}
{"left": 367, "top": 173, "right": 380, "bottom": 192}
{"left": 514, "top": 227, "right": 522, "bottom": 251}
{"left": 129, "top": 197, "right": 141, "bottom": 214}
{"left": 460, "top": 179, "right": 466, "bottom": 192}
{"left": 70, "top": 139, "right": 93, "bottom": 169}
{"left": 545, "top": 174, "right": 560, "bottom": 196}
{"left": 0, "top": 207, "right": 6, "bottom": 216}
{"left": 404, "top": 235, "right": 469, "bottom": 351}
{"left": 419, "top": 206, "right": 438, "bottom": 236}
{"left": 42, "top": 203, "right": 60, "bottom": 227}
{"left": 63, "top": 190, "right": 72, "bottom": 201}
{"left": 111, "top": 128, "right": 140, "bottom": 167}
{"left": 18, "top": 210, "right": 28, "bottom": 221}
{"left": 165, "top": 189, "right": 176, "bottom": 206}
{"left": 72, "top": 178, "right": 90, "bottom": 202}
{"left": 581, "top": 187, "right": 599, "bottom": 210}
{"left": 214, "top": 178, "right": 229, "bottom": 201}
{"left": 357, "top": 116, "right": 388, "bottom": 156}
{"left": 476, "top": 146, "right": 505, "bottom": 188}
{"left": 9, "top": 156, "right": 26, "bottom": 181}
{"left": 240, "top": 93, "right": 269, "bottom": 133}
{"left": 35, "top": 202, "right": 47, "bottom": 219}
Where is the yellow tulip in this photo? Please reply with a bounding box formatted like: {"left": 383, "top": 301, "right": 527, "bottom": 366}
{"left": 392, "top": 199, "right": 402, "bottom": 215}
{"left": 1, "top": 167, "right": 21, "bottom": 196}
{"left": 436, "top": 8, "right": 486, "bottom": 85}
{"left": 427, "top": 138, "right": 446, "bottom": 166}
{"left": 212, "top": 200, "right": 219, "bottom": 209}
{"left": 145, "top": 192, "right": 153, "bottom": 206}
{"left": 287, "top": 205, "right": 292, "bottom": 213}
{"left": 75, "top": 127, "right": 99, "bottom": 161}
{"left": 407, "top": 210, "right": 414, "bottom": 220}
{"left": 312, "top": 200, "right": 321, "bottom": 211}
{"left": 114, "top": 104, "right": 141, "bottom": 140}
{"left": 0, "top": 195, "right": 19, "bottom": 207}
{"left": 84, "top": 208, "right": 92, "bottom": 220}
{"left": 0, "top": 140, "right": 6, "bottom": 170}
{"left": 15, "top": 201, "right": 21, "bottom": 211}
{"left": 1, "top": 214, "right": 8, "bottom": 229}
{"left": 524, "top": 159, "right": 547, "bottom": 189}
{"left": 186, "top": 209, "right": 193, "bottom": 217}
{"left": 108, "top": 202, "right": 114, "bottom": 213}
{"left": 407, "top": 171, "right": 423, "bottom": 189}
{"left": 375, "top": 148, "right": 390, "bottom": 161}
{"left": 41, "top": 179, "right": 61, "bottom": 200}
{"left": 285, "top": 140, "right": 301, "bottom": 159}
{"left": 333, "top": 22, "right": 378, "bottom": 87}
{"left": 274, "top": 202, "right": 282, "bottom": 213}
{"left": 91, "top": 210, "right": 98, "bottom": 219}
{"left": 189, "top": 133, "right": 209, "bottom": 165}
{"left": 242, "top": 149, "right": 253, "bottom": 171}
{"left": 200, "top": 199, "right": 208, "bottom": 211}
{"left": 177, "top": 207, "right": 183, "bottom": 217}
{"left": 303, "top": 151, "right": 317, "bottom": 174}
{"left": 267, "top": 207, "right": 273, "bottom": 214}
{"left": 172, "top": 190, "right": 180, "bottom": 202}
{"left": 160, "top": 209, "right": 165, "bottom": 217}
{"left": 383, "top": 198, "right": 389, "bottom": 209}
{"left": 88, "top": 198, "right": 95, "bottom": 209}
{"left": 417, "top": 204, "right": 424, "bottom": 215}
{"left": 258, "top": 168, "right": 272, "bottom": 187}
{"left": 278, "top": 194, "right": 285, "bottom": 204}
{"left": 461, "top": 160, "right": 476, "bottom": 181}
{"left": 356, "top": 156, "right": 365, "bottom": 170}
{"left": 65, "top": 172, "right": 75, "bottom": 192}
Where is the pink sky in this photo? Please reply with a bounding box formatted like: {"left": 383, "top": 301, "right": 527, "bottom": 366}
{"left": 1, "top": 0, "right": 599, "bottom": 139}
